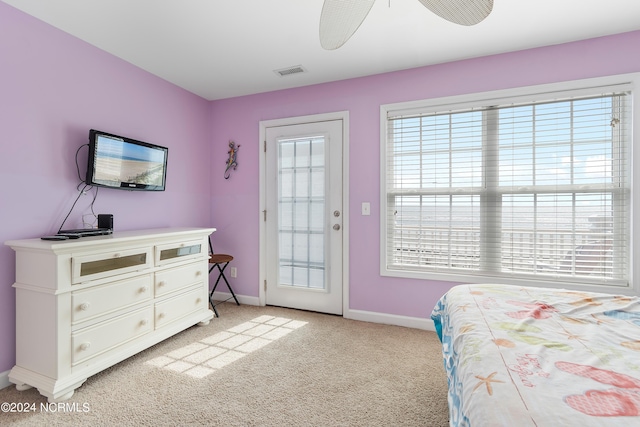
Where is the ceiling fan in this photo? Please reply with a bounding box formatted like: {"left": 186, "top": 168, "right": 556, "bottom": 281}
{"left": 319, "top": 0, "right": 494, "bottom": 50}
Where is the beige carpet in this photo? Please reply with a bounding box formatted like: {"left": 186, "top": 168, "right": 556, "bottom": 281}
{"left": 0, "top": 303, "right": 449, "bottom": 426}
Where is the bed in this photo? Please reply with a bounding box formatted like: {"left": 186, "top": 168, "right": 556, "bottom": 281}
{"left": 431, "top": 284, "right": 640, "bottom": 426}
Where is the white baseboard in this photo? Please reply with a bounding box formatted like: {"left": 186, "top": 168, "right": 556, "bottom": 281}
{"left": 345, "top": 308, "right": 436, "bottom": 332}
{"left": 212, "top": 292, "right": 435, "bottom": 331}
{"left": 211, "top": 291, "right": 260, "bottom": 307}
{"left": 1, "top": 370, "right": 11, "bottom": 390}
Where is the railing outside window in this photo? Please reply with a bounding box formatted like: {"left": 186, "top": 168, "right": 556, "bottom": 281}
{"left": 382, "top": 79, "right": 633, "bottom": 289}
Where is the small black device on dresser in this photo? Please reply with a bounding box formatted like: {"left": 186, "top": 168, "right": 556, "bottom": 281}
{"left": 98, "top": 214, "right": 113, "bottom": 231}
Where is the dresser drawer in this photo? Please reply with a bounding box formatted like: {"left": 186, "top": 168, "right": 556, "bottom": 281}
{"left": 71, "top": 275, "right": 152, "bottom": 324}
{"left": 155, "top": 286, "right": 206, "bottom": 329}
{"left": 155, "top": 262, "right": 206, "bottom": 297}
{"left": 155, "top": 240, "right": 204, "bottom": 267}
{"left": 72, "top": 247, "right": 152, "bottom": 284}
{"left": 71, "top": 307, "right": 153, "bottom": 365}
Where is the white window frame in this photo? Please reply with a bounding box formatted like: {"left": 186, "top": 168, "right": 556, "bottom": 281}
{"left": 380, "top": 73, "right": 640, "bottom": 296}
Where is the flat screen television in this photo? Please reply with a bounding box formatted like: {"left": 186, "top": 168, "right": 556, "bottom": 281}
{"left": 85, "top": 129, "right": 168, "bottom": 191}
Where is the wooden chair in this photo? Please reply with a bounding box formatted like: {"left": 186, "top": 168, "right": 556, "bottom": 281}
{"left": 208, "top": 236, "right": 240, "bottom": 317}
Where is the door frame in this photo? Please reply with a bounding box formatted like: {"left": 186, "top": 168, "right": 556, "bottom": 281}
{"left": 258, "top": 111, "right": 350, "bottom": 315}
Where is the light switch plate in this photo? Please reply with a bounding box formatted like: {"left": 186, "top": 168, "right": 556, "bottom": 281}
{"left": 362, "top": 202, "right": 370, "bottom": 216}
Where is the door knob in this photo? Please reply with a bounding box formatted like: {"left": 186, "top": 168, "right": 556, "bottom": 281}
{"left": 333, "top": 224, "right": 341, "bottom": 230}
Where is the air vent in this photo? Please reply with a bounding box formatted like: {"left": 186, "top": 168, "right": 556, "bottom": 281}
{"left": 274, "top": 65, "right": 307, "bottom": 77}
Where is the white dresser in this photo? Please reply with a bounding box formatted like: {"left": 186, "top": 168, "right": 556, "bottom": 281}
{"left": 5, "top": 227, "right": 215, "bottom": 402}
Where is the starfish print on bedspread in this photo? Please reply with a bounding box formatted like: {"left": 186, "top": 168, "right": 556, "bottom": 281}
{"left": 473, "top": 371, "right": 504, "bottom": 396}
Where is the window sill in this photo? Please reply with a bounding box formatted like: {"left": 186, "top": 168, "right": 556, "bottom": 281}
{"left": 381, "top": 266, "right": 637, "bottom": 296}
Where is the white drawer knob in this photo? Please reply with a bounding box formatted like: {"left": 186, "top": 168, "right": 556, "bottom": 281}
{"left": 196, "top": 298, "right": 202, "bottom": 304}
{"left": 195, "top": 270, "right": 202, "bottom": 277}
{"left": 113, "top": 253, "right": 121, "bottom": 258}
{"left": 80, "top": 302, "right": 91, "bottom": 311}
{"left": 140, "top": 286, "right": 149, "bottom": 293}
{"left": 80, "top": 342, "right": 91, "bottom": 351}
{"left": 140, "top": 319, "right": 148, "bottom": 326}
{"left": 158, "top": 313, "right": 165, "bottom": 319}
{"left": 157, "top": 281, "right": 165, "bottom": 287}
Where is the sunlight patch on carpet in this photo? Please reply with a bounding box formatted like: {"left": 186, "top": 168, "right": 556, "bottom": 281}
{"left": 145, "top": 315, "right": 307, "bottom": 378}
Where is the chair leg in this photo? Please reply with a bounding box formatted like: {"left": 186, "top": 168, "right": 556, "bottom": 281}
{"left": 208, "top": 262, "right": 240, "bottom": 317}
{"left": 209, "top": 268, "right": 223, "bottom": 317}
{"left": 209, "top": 297, "right": 219, "bottom": 318}
{"left": 211, "top": 262, "right": 239, "bottom": 306}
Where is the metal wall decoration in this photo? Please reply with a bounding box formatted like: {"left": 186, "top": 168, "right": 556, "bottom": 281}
{"left": 224, "top": 140, "right": 240, "bottom": 179}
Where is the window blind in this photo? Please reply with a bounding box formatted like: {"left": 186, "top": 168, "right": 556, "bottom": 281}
{"left": 384, "top": 91, "right": 631, "bottom": 287}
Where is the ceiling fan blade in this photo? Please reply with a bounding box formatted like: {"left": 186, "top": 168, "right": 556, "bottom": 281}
{"left": 418, "top": 0, "right": 493, "bottom": 26}
{"left": 319, "top": 0, "right": 376, "bottom": 50}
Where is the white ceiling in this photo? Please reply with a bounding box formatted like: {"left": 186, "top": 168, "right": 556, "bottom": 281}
{"left": 4, "top": 0, "right": 640, "bottom": 101}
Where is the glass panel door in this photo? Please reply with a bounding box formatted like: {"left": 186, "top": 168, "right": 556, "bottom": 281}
{"left": 278, "top": 135, "right": 326, "bottom": 290}
{"left": 264, "top": 119, "right": 343, "bottom": 315}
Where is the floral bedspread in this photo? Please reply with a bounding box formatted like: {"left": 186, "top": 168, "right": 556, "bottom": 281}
{"left": 431, "top": 284, "right": 640, "bottom": 426}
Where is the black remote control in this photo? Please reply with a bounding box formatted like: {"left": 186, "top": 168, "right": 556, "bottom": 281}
{"left": 56, "top": 233, "right": 81, "bottom": 239}
{"left": 41, "top": 235, "right": 69, "bottom": 241}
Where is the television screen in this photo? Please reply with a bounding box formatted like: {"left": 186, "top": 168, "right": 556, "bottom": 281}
{"left": 86, "top": 129, "right": 168, "bottom": 191}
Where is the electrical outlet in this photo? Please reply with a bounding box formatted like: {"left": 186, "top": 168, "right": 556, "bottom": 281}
{"left": 362, "top": 202, "right": 371, "bottom": 216}
{"left": 230, "top": 267, "right": 237, "bottom": 278}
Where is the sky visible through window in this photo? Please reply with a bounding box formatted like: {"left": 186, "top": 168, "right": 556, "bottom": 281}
{"left": 390, "top": 96, "right": 620, "bottom": 230}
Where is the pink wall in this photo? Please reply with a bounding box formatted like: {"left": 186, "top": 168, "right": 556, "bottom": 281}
{"left": 209, "top": 30, "right": 640, "bottom": 319}
{"left": 0, "top": 3, "right": 211, "bottom": 373}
